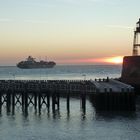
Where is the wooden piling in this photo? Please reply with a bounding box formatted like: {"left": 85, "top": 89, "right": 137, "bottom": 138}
{"left": 0, "top": 90, "right": 2, "bottom": 113}
{"left": 57, "top": 92, "right": 60, "bottom": 110}
{"left": 67, "top": 90, "right": 70, "bottom": 113}
{"left": 22, "top": 91, "right": 25, "bottom": 112}
{"left": 38, "top": 91, "right": 41, "bottom": 114}
{"left": 12, "top": 89, "right": 15, "bottom": 114}
{"left": 104, "top": 92, "right": 108, "bottom": 110}
{"left": 6, "top": 90, "right": 11, "bottom": 113}
{"left": 52, "top": 91, "right": 56, "bottom": 112}
{"left": 131, "top": 92, "right": 136, "bottom": 111}
{"left": 81, "top": 93, "right": 86, "bottom": 114}
{"left": 47, "top": 92, "right": 50, "bottom": 110}
{"left": 24, "top": 90, "right": 28, "bottom": 114}
{"left": 34, "top": 92, "right": 37, "bottom": 110}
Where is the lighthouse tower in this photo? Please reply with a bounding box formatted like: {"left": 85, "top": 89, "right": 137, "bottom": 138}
{"left": 133, "top": 18, "right": 140, "bottom": 56}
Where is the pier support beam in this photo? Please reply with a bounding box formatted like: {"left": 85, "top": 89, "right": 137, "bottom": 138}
{"left": 56, "top": 92, "right": 60, "bottom": 110}
{"left": 81, "top": 93, "right": 86, "bottom": 114}
{"left": 67, "top": 90, "right": 70, "bottom": 113}
{"left": 52, "top": 91, "right": 56, "bottom": 112}
{"left": 12, "top": 89, "right": 15, "bottom": 114}
{"left": 38, "top": 91, "right": 41, "bottom": 114}
{"left": 47, "top": 92, "right": 50, "bottom": 110}
{"left": 34, "top": 92, "right": 37, "bottom": 111}
{"left": 6, "top": 90, "right": 11, "bottom": 113}
{"left": 24, "top": 90, "right": 28, "bottom": 114}
{"left": 0, "top": 90, "right": 2, "bottom": 114}
{"left": 22, "top": 91, "right": 25, "bottom": 112}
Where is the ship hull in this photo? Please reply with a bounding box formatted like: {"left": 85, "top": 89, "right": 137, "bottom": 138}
{"left": 17, "top": 64, "right": 55, "bottom": 69}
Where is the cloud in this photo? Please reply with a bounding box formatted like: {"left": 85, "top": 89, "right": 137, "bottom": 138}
{"left": 0, "top": 18, "right": 13, "bottom": 22}
{"left": 23, "top": 19, "right": 49, "bottom": 24}
{"left": 106, "top": 25, "right": 133, "bottom": 29}
{"left": 28, "top": 2, "right": 57, "bottom": 8}
{"left": 56, "top": 0, "right": 100, "bottom": 5}
{"left": 88, "top": 0, "right": 101, "bottom": 2}
{"left": 24, "top": 0, "right": 103, "bottom": 8}
{"left": 24, "top": 0, "right": 60, "bottom": 8}
{"left": 0, "top": 18, "right": 49, "bottom": 24}
{"left": 59, "top": 0, "right": 108, "bottom": 3}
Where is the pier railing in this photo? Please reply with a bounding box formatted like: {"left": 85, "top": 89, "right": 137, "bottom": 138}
{"left": 0, "top": 80, "right": 96, "bottom": 94}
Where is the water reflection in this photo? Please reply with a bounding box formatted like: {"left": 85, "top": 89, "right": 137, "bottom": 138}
{"left": 0, "top": 98, "right": 140, "bottom": 140}
{"left": 95, "top": 111, "right": 137, "bottom": 121}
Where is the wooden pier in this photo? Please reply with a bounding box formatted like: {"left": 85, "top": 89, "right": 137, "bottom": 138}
{"left": 0, "top": 78, "right": 135, "bottom": 114}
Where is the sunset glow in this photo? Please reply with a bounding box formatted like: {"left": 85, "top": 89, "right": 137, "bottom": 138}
{"left": 104, "top": 56, "right": 123, "bottom": 64}
{"left": 56, "top": 56, "right": 124, "bottom": 65}
{"left": 0, "top": 0, "right": 137, "bottom": 65}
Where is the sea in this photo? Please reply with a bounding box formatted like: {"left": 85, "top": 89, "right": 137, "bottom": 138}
{"left": 0, "top": 65, "right": 140, "bottom": 140}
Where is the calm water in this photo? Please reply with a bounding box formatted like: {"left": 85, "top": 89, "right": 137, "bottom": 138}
{"left": 0, "top": 65, "right": 121, "bottom": 80}
{"left": 0, "top": 65, "right": 140, "bottom": 140}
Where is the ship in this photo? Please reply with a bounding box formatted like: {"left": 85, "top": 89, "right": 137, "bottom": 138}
{"left": 17, "top": 56, "right": 56, "bottom": 69}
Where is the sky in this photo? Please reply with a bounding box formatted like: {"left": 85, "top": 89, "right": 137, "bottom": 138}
{"left": 0, "top": 0, "right": 140, "bottom": 65}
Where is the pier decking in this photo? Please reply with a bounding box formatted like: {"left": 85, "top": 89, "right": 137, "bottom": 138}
{"left": 0, "top": 78, "right": 135, "bottom": 114}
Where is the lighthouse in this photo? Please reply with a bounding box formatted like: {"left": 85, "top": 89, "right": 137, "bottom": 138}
{"left": 133, "top": 18, "right": 140, "bottom": 56}
{"left": 121, "top": 19, "right": 140, "bottom": 92}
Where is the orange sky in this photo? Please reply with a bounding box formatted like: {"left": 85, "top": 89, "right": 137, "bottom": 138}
{"left": 0, "top": 24, "right": 132, "bottom": 65}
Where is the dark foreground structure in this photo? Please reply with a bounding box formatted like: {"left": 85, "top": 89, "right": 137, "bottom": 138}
{"left": 0, "top": 79, "right": 135, "bottom": 114}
